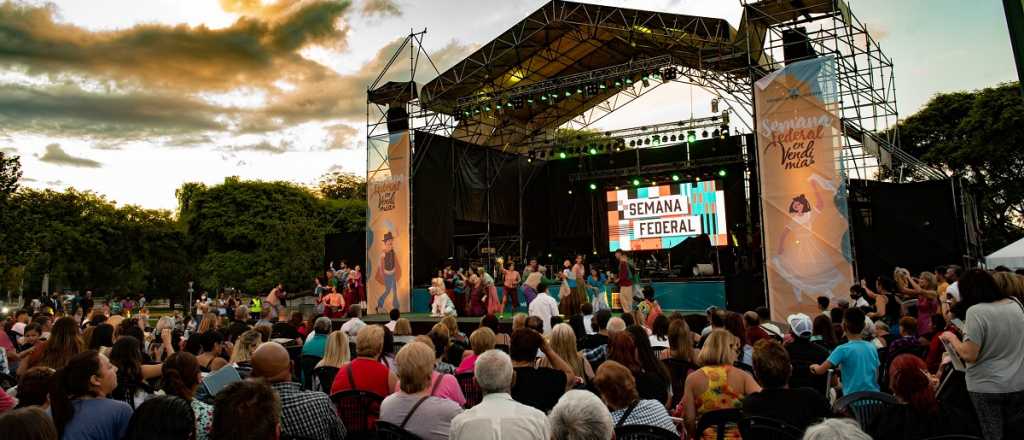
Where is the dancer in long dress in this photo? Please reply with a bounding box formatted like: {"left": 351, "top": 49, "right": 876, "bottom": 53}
{"left": 467, "top": 274, "right": 486, "bottom": 317}
{"left": 771, "top": 173, "right": 846, "bottom": 302}
{"left": 558, "top": 259, "right": 580, "bottom": 316}
{"left": 570, "top": 255, "right": 589, "bottom": 313}
{"left": 480, "top": 267, "right": 502, "bottom": 315}
{"left": 586, "top": 266, "right": 609, "bottom": 311}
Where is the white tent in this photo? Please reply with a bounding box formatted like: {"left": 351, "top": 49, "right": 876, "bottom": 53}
{"left": 987, "top": 236, "right": 1024, "bottom": 269}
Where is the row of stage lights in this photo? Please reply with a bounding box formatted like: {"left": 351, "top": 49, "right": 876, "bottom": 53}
{"left": 566, "top": 169, "right": 730, "bottom": 195}
{"left": 455, "top": 67, "right": 679, "bottom": 120}
{"left": 526, "top": 125, "right": 729, "bottom": 163}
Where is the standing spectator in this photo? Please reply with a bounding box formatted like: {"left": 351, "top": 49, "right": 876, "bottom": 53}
{"left": 810, "top": 314, "right": 838, "bottom": 351}
{"left": 810, "top": 307, "right": 880, "bottom": 394}
{"left": 161, "top": 352, "right": 214, "bottom": 439}
{"left": 14, "top": 367, "right": 54, "bottom": 409}
{"left": 108, "top": 336, "right": 160, "bottom": 409}
{"left": 51, "top": 350, "right": 133, "bottom": 440}
{"left": 548, "top": 390, "right": 614, "bottom": 440}
{"left": 886, "top": 316, "right": 921, "bottom": 357}
{"left": 0, "top": 407, "right": 58, "bottom": 440}
{"left": 331, "top": 325, "right": 397, "bottom": 397}
{"left": 450, "top": 349, "right": 550, "bottom": 440}
{"left": 122, "top": 396, "right": 195, "bottom": 440}
{"left": 251, "top": 342, "right": 346, "bottom": 440}
{"left": 742, "top": 340, "right": 831, "bottom": 431}
{"left": 380, "top": 342, "right": 463, "bottom": 440}
{"left": 784, "top": 313, "right": 830, "bottom": 392}
{"left": 675, "top": 329, "right": 761, "bottom": 439}
{"left": 527, "top": 286, "right": 559, "bottom": 335}
{"left": 211, "top": 380, "right": 280, "bottom": 440}
{"left": 594, "top": 360, "right": 678, "bottom": 434}
{"left": 940, "top": 269, "right": 1024, "bottom": 440}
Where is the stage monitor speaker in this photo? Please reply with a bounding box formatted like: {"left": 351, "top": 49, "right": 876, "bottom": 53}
{"left": 782, "top": 27, "right": 817, "bottom": 64}
{"left": 694, "top": 264, "right": 715, "bottom": 276}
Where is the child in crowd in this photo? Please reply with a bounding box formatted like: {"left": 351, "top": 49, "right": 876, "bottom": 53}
{"left": 810, "top": 307, "right": 880, "bottom": 394}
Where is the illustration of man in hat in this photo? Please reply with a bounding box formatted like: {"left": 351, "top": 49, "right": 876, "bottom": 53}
{"left": 375, "top": 231, "right": 401, "bottom": 313}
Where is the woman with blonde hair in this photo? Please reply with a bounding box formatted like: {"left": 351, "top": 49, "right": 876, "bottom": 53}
{"left": 429, "top": 278, "right": 456, "bottom": 317}
{"left": 440, "top": 315, "right": 466, "bottom": 345}
{"left": 455, "top": 327, "right": 495, "bottom": 374}
{"left": 197, "top": 313, "right": 220, "bottom": 334}
{"left": 228, "top": 330, "right": 262, "bottom": 377}
{"left": 511, "top": 313, "right": 528, "bottom": 331}
{"left": 312, "top": 330, "right": 350, "bottom": 393}
{"left": 675, "top": 329, "right": 760, "bottom": 439}
{"left": 992, "top": 270, "right": 1024, "bottom": 299}
{"left": 393, "top": 318, "right": 415, "bottom": 344}
{"left": 539, "top": 323, "right": 594, "bottom": 385}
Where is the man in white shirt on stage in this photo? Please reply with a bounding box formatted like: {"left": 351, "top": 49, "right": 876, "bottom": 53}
{"left": 528, "top": 287, "right": 559, "bottom": 335}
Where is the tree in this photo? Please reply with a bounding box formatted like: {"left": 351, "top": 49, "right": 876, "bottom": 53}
{"left": 316, "top": 170, "right": 367, "bottom": 200}
{"left": 892, "top": 82, "right": 1024, "bottom": 251}
{"left": 0, "top": 151, "right": 21, "bottom": 201}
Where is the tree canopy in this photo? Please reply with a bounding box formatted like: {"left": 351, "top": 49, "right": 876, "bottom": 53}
{"left": 893, "top": 82, "right": 1024, "bottom": 251}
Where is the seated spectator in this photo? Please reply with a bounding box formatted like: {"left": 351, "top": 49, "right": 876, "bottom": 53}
{"left": 427, "top": 325, "right": 457, "bottom": 374}
{"left": 380, "top": 342, "right": 463, "bottom": 440}
{"left": 579, "top": 309, "right": 612, "bottom": 350}
{"left": 108, "top": 336, "right": 161, "bottom": 408}
{"left": 331, "top": 324, "right": 397, "bottom": 397}
{"left": 480, "top": 314, "right": 510, "bottom": 346}
{"left": 313, "top": 330, "right": 350, "bottom": 391}
{"left": 302, "top": 317, "right": 334, "bottom": 359}
{"left": 510, "top": 328, "right": 576, "bottom": 412}
{"left": 162, "top": 352, "right": 214, "bottom": 439}
{"left": 583, "top": 316, "right": 626, "bottom": 368}
{"left": 211, "top": 380, "right": 280, "bottom": 440}
{"left": 539, "top": 323, "right": 595, "bottom": 386}
{"left": 742, "top": 339, "right": 831, "bottom": 431}
{"left": 456, "top": 327, "right": 495, "bottom": 374}
{"left": 872, "top": 321, "right": 893, "bottom": 348}
{"left": 548, "top": 390, "right": 614, "bottom": 440}
{"left": 340, "top": 304, "right": 367, "bottom": 340}
{"left": 251, "top": 341, "right": 345, "bottom": 440}
{"left": 123, "top": 395, "right": 195, "bottom": 440}
{"left": 450, "top": 350, "right": 550, "bottom": 440}
{"left": 810, "top": 307, "right": 880, "bottom": 394}
{"left": 886, "top": 316, "right": 922, "bottom": 357}
{"left": 0, "top": 407, "right": 58, "bottom": 440}
{"left": 524, "top": 315, "right": 545, "bottom": 334}
{"left": 14, "top": 366, "right": 55, "bottom": 409}
{"left": 784, "top": 313, "right": 830, "bottom": 391}
{"left": 51, "top": 350, "right": 133, "bottom": 440}
{"left": 399, "top": 337, "right": 465, "bottom": 406}
{"left": 803, "top": 418, "right": 872, "bottom": 440}
{"left": 649, "top": 314, "right": 670, "bottom": 348}
{"left": 195, "top": 331, "right": 228, "bottom": 372}
{"left": 868, "top": 354, "right": 978, "bottom": 439}
{"left": 511, "top": 312, "right": 528, "bottom": 331}
{"left": 18, "top": 316, "right": 82, "bottom": 375}
{"left": 385, "top": 309, "right": 400, "bottom": 332}
{"left": 722, "top": 311, "right": 753, "bottom": 366}
{"left": 228, "top": 329, "right": 261, "bottom": 377}
{"left": 675, "top": 329, "right": 761, "bottom": 439}
{"left": 225, "top": 306, "right": 250, "bottom": 344}
{"left": 441, "top": 315, "right": 467, "bottom": 345}
{"left": 393, "top": 318, "right": 416, "bottom": 345}
{"left": 609, "top": 330, "right": 669, "bottom": 404}
{"left": 594, "top": 360, "right": 678, "bottom": 434}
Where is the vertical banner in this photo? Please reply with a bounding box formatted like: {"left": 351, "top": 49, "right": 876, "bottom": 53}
{"left": 366, "top": 109, "right": 411, "bottom": 314}
{"left": 755, "top": 56, "right": 854, "bottom": 321}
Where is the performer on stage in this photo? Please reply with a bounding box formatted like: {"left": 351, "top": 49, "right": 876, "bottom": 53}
{"left": 323, "top": 286, "right": 346, "bottom": 319}
{"left": 430, "top": 277, "right": 456, "bottom": 317}
{"left": 467, "top": 273, "right": 486, "bottom": 317}
{"left": 501, "top": 261, "right": 521, "bottom": 314}
{"left": 522, "top": 272, "right": 542, "bottom": 306}
{"left": 586, "top": 266, "right": 609, "bottom": 311}
{"left": 480, "top": 266, "right": 502, "bottom": 315}
{"left": 616, "top": 250, "right": 636, "bottom": 312}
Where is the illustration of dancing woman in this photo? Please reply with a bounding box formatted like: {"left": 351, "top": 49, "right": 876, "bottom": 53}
{"left": 772, "top": 173, "right": 846, "bottom": 302}
{"left": 375, "top": 232, "right": 401, "bottom": 313}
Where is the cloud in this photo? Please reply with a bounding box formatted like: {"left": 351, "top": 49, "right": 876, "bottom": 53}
{"left": 38, "top": 143, "right": 101, "bottom": 168}
{"left": 326, "top": 123, "right": 359, "bottom": 149}
{"left": 224, "top": 140, "right": 292, "bottom": 154}
{"left": 0, "top": 82, "right": 227, "bottom": 140}
{"left": 0, "top": 146, "right": 15, "bottom": 153}
{"left": 362, "top": 0, "right": 401, "bottom": 17}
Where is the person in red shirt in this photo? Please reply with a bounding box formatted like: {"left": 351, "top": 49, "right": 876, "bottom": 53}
{"left": 331, "top": 325, "right": 398, "bottom": 397}
{"left": 616, "top": 250, "right": 634, "bottom": 312}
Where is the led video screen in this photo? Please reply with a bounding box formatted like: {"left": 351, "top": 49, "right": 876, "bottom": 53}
{"left": 607, "top": 181, "right": 728, "bottom": 251}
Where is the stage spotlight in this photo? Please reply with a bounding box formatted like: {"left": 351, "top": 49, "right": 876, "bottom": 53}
{"left": 712, "top": 129, "right": 720, "bottom": 138}
{"left": 687, "top": 131, "right": 697, "bottom": 143}
{"left": 629, "top": 140, "right": 636, "bottom": 147}
{"left": 661, "top": 136, "right": 669, "bottom": 143}
{"left": 720, "top": 126, "right": 729, "bottom": 139}
{"left": 511, "top": 97, "right": 524, "bottom": 109}
{"left": 483, "top": 105, "right": 491, "bottom": 112}
{"left": 718, "top": 169, "right": 727, "bottom": 177}
{"left": 568, "top": 189, "right": 573, "bottom": 195}
{"left": 670, "top": 134, "right": 677, "bottom": 142}
{"left": 576, "top": 87, "right": 583, "bottom": 95}
{"left": 644, "top": 138, "right": 651, "bottom": 145}
{"left": 565, "top": 90, "right": 572, "bottom": 97}
{"left": 559, "top": 151, "right": 567, "bottom": 159}
{"left": 662, "top": 67, "right": 678, "bottom": 81}
{"left": 672, "top": 174, "right": 680, "bottom": 181}
{"left": 589, "top": 147, "right": 597, "bottom": 155}
{"left": 540, "top": 95, "right": 547, "bottom": 101}
{"left": 527, "top": 97, "right": 535, "bottom": 105}
{"left": 547, "top": 253, "right": 552, "bottom": 258}
{"left": 526, "top": 157, "right": 532, "bottom": 163}
{"left": 625, "top": 77, "right": 633, "bottom": 84}
{"left": 642, "top": 77, "right": 650, "bottom": 88}
{"left": 702, "top": 130, "right": 709, "bottom": 138}
{"left": 589, "top": 183, "right": 597, "bottom": 191}
{"left": 614, "top": 79, "right": 623, "bottom": 87}
{"left": 585, "top": 83, "right": 599, "bottom": 96}
{"left": 632, "top": 178, "right": 640, "bottom": 186}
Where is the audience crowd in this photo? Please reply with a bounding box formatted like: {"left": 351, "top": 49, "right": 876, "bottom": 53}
{"left": 1, "top": 264, "right": 1024, "bottom": 440}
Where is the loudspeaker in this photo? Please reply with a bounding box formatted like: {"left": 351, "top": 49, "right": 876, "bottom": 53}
{"left": 782, "top": 27, "right": 817, "bottom": 64}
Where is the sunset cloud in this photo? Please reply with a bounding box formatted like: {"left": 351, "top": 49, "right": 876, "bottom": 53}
{"left": 362, "top": 0, "right": 401, "bottom": 17}
{"left": 38, "top": 143, "right": 102, "bottom": 168}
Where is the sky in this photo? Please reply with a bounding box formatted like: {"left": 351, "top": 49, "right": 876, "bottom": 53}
{"left": 0, "top": 0, "right": 1016, "bottom": 211}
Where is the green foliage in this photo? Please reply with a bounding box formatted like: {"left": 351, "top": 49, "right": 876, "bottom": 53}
{"left": 0, "top": 151, "right": 21, "bottom": 201}
{"left": 893, "top": 82, "right": 1024, "bottom": 250}
{"left": 317, "top": 170, "right": 367, "bottom": 200}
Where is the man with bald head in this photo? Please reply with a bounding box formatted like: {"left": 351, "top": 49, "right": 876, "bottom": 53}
{"left": 250, "top": 342, "right": 346, "bottom": 440}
